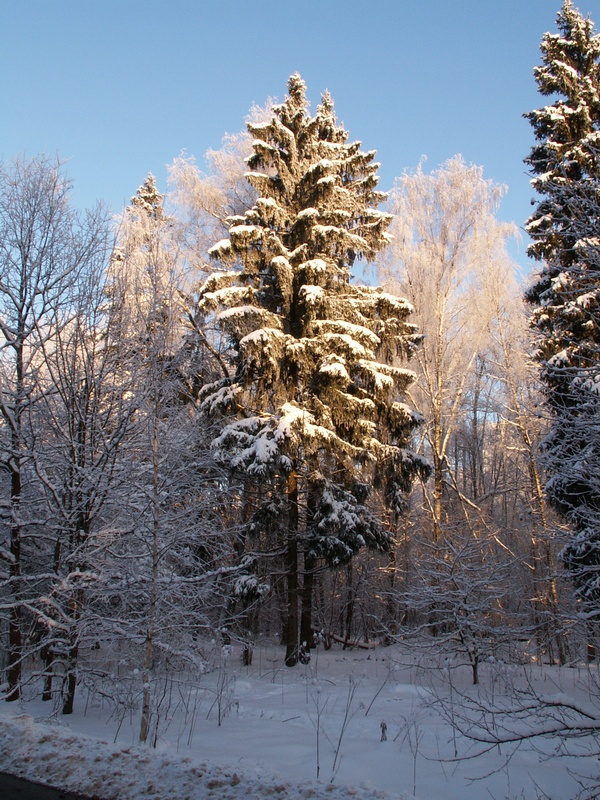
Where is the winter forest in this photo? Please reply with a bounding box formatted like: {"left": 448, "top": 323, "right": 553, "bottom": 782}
{"left": 3, "top": 2, "right": 600, "bottom": 798}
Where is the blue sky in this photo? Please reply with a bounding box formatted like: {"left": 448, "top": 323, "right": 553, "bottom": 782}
{"left": 2, "top": 0, "right": 600, "bottom": 274}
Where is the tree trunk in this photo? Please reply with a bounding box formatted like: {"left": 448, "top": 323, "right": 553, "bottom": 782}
{"left": 6, "top": 609, "right": 22, "bottom": 702}
{"left": 384, "top": 544, "right": 398, "bottom": 644}
{"left": 284, "top": 470, "right": 299, "bottom": 667}
{"left": 343, "top": 562, "right": 356, "bottom": 648}
{"left": 300, "top": 550, "right": 316, "bottom": 650}
{"left": 42, "top": 646, "right": 53, "bottom": 702}
{"left": 6, "top": 436, "right": 23, "bottom": 702}
{"left": 432, "top": 418, "right": 443, "bottom": 543}
{"left": 140, "top": 411, "right": 161, "bottom": 742}
{"left": 62, "top": 642, "right": 79, "bottom": 714}
{"left": 62, "top": 587, "right": 84, "bottom": 715}
{"left": 472, "top": 655, "right": 479, "bottom": 686}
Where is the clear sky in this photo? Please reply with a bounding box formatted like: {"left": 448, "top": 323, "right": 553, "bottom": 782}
{"left": 2, "top": 0, "right": 600, "bottom": 274}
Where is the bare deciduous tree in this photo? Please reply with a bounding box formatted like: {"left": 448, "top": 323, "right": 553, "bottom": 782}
{"left": 0, "top": 155, "right": 112, "bottom": 702}
{"left": 379, "top": 155, "right": 519, "bottom": 544}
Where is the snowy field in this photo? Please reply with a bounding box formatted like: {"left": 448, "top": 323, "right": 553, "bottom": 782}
{"left": 0, "top": 641, "right": 597, "bottom": 800}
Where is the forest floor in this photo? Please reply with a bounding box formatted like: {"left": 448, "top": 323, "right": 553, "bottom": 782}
{"left": 0, "top": 639, "right": 597, "bottom": 800}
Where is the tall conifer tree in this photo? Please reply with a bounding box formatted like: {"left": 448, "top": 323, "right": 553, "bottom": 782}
{"left": 525, "top": 2, "right": 600, "bottom": 617}
{"left": 197, "top": 74, "right": 427, "bottom": 665}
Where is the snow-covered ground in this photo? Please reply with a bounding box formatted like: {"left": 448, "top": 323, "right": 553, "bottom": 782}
{"left": 0, "top": 642, "right": 596, "bottom": 799}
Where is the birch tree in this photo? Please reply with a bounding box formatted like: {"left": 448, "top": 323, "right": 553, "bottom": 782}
{"left": 380, "top": 155, "right": 518, "bottom": 543}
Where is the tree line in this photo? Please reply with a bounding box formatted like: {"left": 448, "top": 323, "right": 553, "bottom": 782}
{"left": 1, "top": 0, "right": 598, "bottom": 742}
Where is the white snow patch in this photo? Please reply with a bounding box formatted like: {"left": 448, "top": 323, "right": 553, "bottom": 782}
{"left": 0, "top": 644, "right": 588, "bottom": 800}
{"left": 0, "top": 714, "right": 401, "bottom": 800}
{"left": 297, "top": 208, "right": 320, "bottom": 220}
{"left": 300, "top": 285, "right": 325, "bottom": 305}
{"left": 319, "top": 360, "right": 351, "bottom": 382}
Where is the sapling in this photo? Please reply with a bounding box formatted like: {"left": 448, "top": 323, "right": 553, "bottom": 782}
{"left": 307, "top": 687, "right": 328, "bottom": 779}
{"left": 365, "top": 661, "right": 392, "bottom": 716}
{"left": 206, "top": 663, "right": 237, "bottom": 726}
{"left": 396, "top": 707, "right": 425, "bottom": 797}
{"left": 330, "top": 676, "right": 361, "bottom": 781}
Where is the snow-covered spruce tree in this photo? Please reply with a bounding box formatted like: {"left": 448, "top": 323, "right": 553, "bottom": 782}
{"left": 525, "top": 1, "right": 600, "bottom": 624}
{"left": 197, "top": 74, "right": 427, "bottom": 666}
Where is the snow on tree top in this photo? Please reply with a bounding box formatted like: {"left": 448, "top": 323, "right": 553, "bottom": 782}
{"left": 256, "top": 197, "right": 279, "bottom": 209}
{"left": 334, "top": 391, "right": 377, "bottom": 418}
{"left": 390, "top": 401, "right": 422, "bottom": 424}
{"left": 243, "top": 170, "right": 270, "bottom": 181}
{"left": 200, "top": 285, "right": 257, "bottom": 312}
{"left": 230, "top": 224, "right": 262, "bottom": 239}
{"left": 312, "top": 225, "right": 367, "bottom": 250}
{"left": 313, "top": 319, "right": 380, "bottom": 350}
{"left": 318, "top": 358, "right": 351, "bottom": 383}
{"left": 216, "top": 402, "right": 362, "bottom": 478}
{"left": 574, "top": 372, "right": 600, "bottom": 394}
{"left": 208, "top": 239, "right": 232, "bottom": 257}
{"left": 372, "top": 291, "right": 415, "bottom": 315}
{"left": 217, "top": 305, "right": 261, "bottom": 319}
{"left": 275, "top": 402, "right": 340, "bottom": 449}
{"left": 576, "top": 237, "right": 600, "bottom": 249}
{"left": 297, "top": 208, "right": 320, "bottom": 220}
{"left": 217, "top": 306, "right": 282, "bottom": 331}
{"left": 252, "top": 139, "right": 277, "bottom": 152}
{"left": 318, "top": 332, "right": 367, "bottom": 359}
{"left": 276, "top": 402, "right": 306, "bottom": 437}
{"left": 271, "top": 255, "right": 291, "bottom": 268}
{"left": 299, "top": 285, "right": 325, "bottom": 306}
{"left": 299, "top": 258, "right": 328, "bottom": 273}
{"left": 200, "top": 382, "right": 243, "bottom": 416}
{"left": 307, "top": 159, "right": 335, "bottom": 174}
{"left": 239, "top": 327, "right": 287, "bottom": 348}
{"left": 359, "top": 359, "right": 417, "bottom": 390}
{"left": 362, "top": 366, "right": 394, "bottom": 393}
{"left": 547, "top": 348, "right": 571, "bottom": 367}
{"left": 575, "top": 291, "right": 599, "bottom": 309}
{"left": 240, "top": 438, "right": 279, "bottom": 473}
